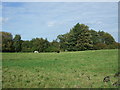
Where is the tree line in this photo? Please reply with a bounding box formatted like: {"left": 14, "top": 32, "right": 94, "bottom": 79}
{"left": 1, "top": 23, "right": 120, "bottom": 52}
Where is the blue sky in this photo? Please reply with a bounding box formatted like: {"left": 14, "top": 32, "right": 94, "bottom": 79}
{"left": 2, "top": 2, "right": 118, "bottom": 42}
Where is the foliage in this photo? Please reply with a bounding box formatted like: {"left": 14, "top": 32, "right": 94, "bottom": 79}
{"left": 13, "top": 34, "right": 22, "bottom": 52}
{"left": 93, "top": 43, "right": 108, "bottom": 50}
{"left": 21, "top": 40, "right": 33, "bottom": 52}
{"left": 98, "top": 31, "right": 115, "bottom": 45}
{"left": 31, "top": 38, "right": 50, "bottom": 52}
{"left": 57, "top": 23, "right": 118, "bottom": 51}
{"left": 1, "top": 32, "right": 14, "bottom": 52}
{"left": 89, "top": 30, "right": 100, "bottom": 44}
{"left": 45, "top": 40, "right": 60, "bottom": 52}
{"left": 1, "top": 23, "right": 119, "bottom": 52}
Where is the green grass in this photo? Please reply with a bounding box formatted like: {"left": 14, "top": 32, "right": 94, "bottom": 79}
{"left": 2, "top": 49, "right": 119, "bottom": 88}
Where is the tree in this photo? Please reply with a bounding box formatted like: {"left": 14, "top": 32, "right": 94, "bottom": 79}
{"left": 1, "top": 23, "right": 118, "bottom": 52}
{"left": 13, "top": 34, "right": 22, "bottom": 52}
{"left": 45, "top": 40, "right": 60, "bottom": 52}
{"left": 21, "top": 40, "right": 32, "bottom": 52}
{"left": 94, "top": 43, "right": 107, "bottom": 49}
{"left": 43, "top": 38, "right": 50, "bottom": 52}
{"left": 98, "top": 31, "right": 105, "bottom": 44}
{"left": 103, "top": 32, "right": 115, "bottom": 45}
{"left": 31, "top": 38, "right": 50, "bottom": 52}
{"left": 57, "top": 34, "right": 69, "bottom": 51}
{"left": 1, "top": 32, "right": 13, "bottom": 52}
{"left": 89, "top": 30, "right": 100, "bottom": 44}
{"left": 58, "top": 23, "right": 93, "bottom": 51}
{"left": 98, "top": 31, "right": 115, "bottom": 45}
{"left": 75, "top": 24, "right": 93, "bottom": 50}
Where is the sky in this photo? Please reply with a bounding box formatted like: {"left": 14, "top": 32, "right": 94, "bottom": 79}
{"left": 2, "top": 2, "right": 118, "bottom": 42}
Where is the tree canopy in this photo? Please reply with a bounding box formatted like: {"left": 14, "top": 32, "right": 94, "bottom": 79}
{"left": 1, "top": 23, "right": 119, "bottom": 52}
{"left": 57, "top": 23, "right": 118, "bottom": 51}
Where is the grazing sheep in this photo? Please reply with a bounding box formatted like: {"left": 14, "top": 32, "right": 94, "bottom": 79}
{"left": 34, "top": 51, "right": 39, "bottom": 53}
{"left": 103, "top": 76, "right": 110, "bottom": 82}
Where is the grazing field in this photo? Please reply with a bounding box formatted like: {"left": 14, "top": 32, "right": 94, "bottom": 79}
{"left": 2, "top": 49, "right": 119, "bottom": 88}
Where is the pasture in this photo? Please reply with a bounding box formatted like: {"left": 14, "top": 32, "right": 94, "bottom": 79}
{"left": 2, "top": 49, "right": 119, "bottom": 88}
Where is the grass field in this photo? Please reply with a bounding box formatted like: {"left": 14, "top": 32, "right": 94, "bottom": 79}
{"left": 2, "top": 49, "right": 119, "bottom": 88}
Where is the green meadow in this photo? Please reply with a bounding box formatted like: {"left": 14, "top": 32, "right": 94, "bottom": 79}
{"left": 2, "top": 49, "right": 119, "bottom": 88}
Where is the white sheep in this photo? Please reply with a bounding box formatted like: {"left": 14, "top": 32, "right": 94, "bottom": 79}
{"left": 34, "top": 51, "right": 39, "bottom": 53}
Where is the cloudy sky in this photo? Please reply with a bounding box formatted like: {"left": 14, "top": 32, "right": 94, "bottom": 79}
{"left": 2, "top": 2, "right": 118, "bottom": 42}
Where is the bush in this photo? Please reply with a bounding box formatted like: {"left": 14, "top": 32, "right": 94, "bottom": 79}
{"left": 21, "top": 47, "right": 33, "bottom": 52}
{"left": 93, "top": 43, "right": 107, "bottom": 50}
{"left": 108, "top": 42, "right": 120, "bottom": 49}
{"left": 44, "top": 46, "right": 60, "bottom": 52}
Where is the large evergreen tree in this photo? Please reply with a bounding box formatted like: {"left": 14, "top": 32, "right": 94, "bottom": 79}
{"left": 58, "top": 23, "right": 93, "bottom": 51}
{"left": 75, "top": 24, "right": 93, "bottom": 50}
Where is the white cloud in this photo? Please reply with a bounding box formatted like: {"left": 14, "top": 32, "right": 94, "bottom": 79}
{"left": 0, "top": 17, "right": 9, "bottom": 23}
{"left": 0, "top": 17, "right": 9, "bottom": 30}
{"left": 47, "top": 21, "right": 56, "bottom": 27}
